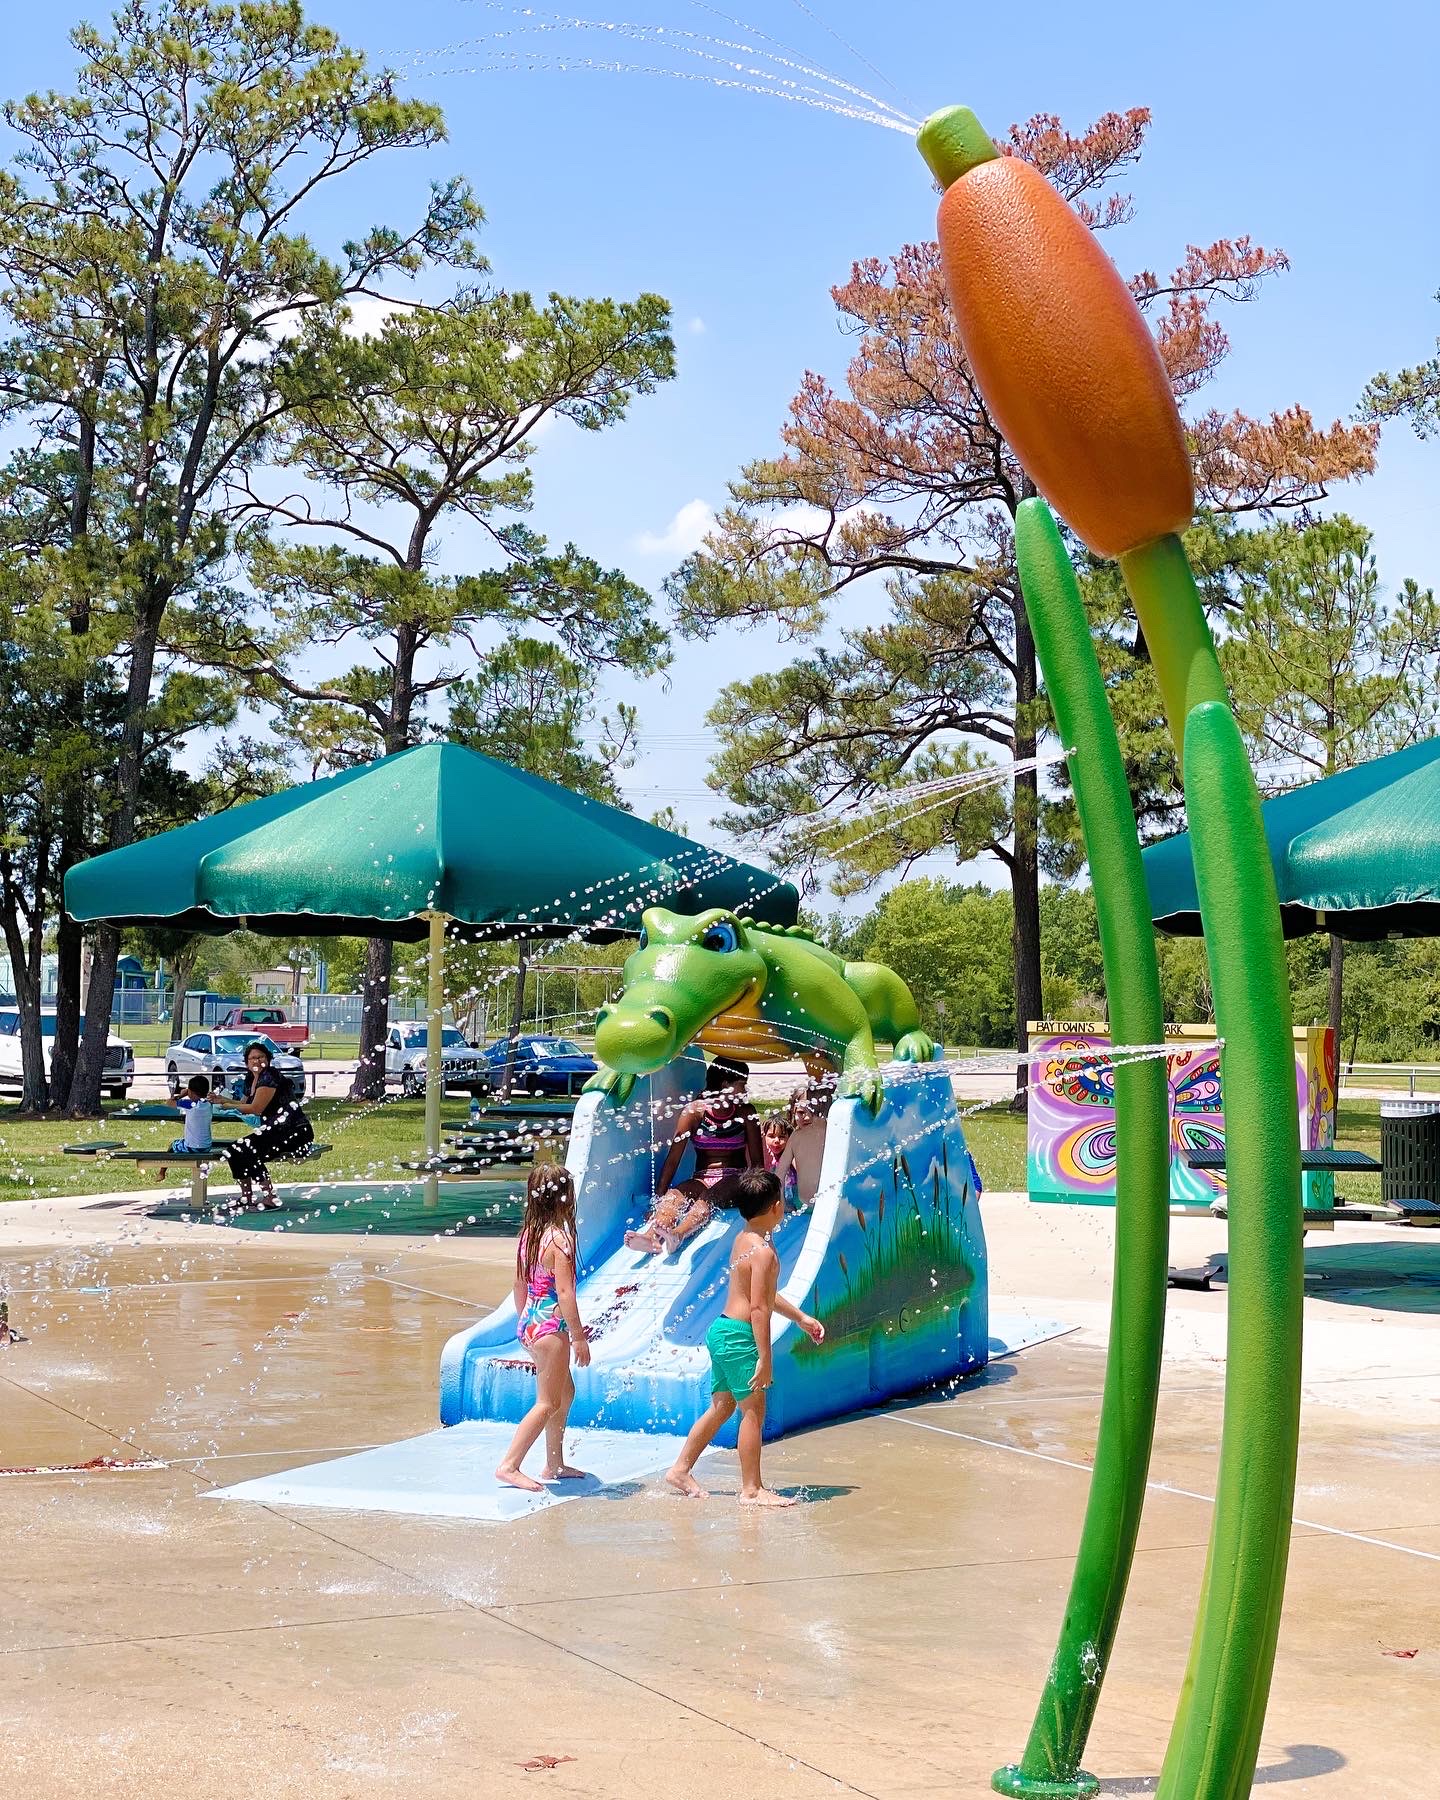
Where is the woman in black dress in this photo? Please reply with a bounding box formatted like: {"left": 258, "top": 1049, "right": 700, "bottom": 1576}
{"left": 224, "top": 1041, "right": 314, "bottom": 1209}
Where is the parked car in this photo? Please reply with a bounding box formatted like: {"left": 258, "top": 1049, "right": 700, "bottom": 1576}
{"left": 476, "top": 1035, "right": 598, "bottom": 1096}
{"left": 384, "top": 1023, "right": 487, "bottom": 1097}
{"left": 0, "top": 1007, "right": 134, "bottom": 1101}
{"left": 214, "top": 1005, "right": 309, "bottom": 1047}
{"left": 166, "top": 1031, "right": 307, "bottom": 1099}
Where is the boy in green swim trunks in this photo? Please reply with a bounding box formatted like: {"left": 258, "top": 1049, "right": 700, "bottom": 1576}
{"left": 665, "top": 1169, "right": 824, "bottom": 1506}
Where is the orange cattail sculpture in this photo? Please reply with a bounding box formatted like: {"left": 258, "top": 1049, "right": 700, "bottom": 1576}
{"left": 918, "top": 103, "right": 1303, "bottom": 1800}
{"left": 918, "top": 106, "right": 1193, "bottom": 560}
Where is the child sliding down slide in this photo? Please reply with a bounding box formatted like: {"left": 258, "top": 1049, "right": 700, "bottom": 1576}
{"left": 624, "top": 1058, "right": 762, "bottom": 1255}
{"left": 665, "top": 1169, "right": 824, "bottom": 1506}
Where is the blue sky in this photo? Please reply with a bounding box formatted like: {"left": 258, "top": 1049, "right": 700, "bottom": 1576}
{"left": 6, "top": 0, "right": 1439, "bottom": 899}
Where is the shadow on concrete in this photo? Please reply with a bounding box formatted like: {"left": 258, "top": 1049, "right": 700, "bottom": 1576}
{"left": 1181, "top": 1240, "right": 1440, "bottom": 1315}
{"left": 1098, "top": 1742, "right": 1346, "bottom": 1794}
{"left": 1302, "top": 1238, "right": 1440, "bottom": 1315}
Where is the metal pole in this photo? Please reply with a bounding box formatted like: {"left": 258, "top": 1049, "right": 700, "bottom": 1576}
{"left": 499, "top": 941, "right": 530, "bottom": 1102}
{"left": 424, "top": 910, "right": 446, "bottom": 1209}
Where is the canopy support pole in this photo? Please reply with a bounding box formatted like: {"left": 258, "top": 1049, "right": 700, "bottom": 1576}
{"left": 424, "top": 910, "right": 447, "bottom": 1210}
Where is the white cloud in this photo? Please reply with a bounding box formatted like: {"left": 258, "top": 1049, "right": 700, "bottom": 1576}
{"left": 631, "top": 497, "right": 879, "bottom": 562}
{"left": 343, "top": 293, "right": 408, "bottom": 340}
{"left": 634, "top": 497, "right": 716, "bottom": 558}
{"left": 761, "top": 500, "right": 878, "bottom": 545}
{"left": 686, "top": 316, "right": 707, "bottom": 335}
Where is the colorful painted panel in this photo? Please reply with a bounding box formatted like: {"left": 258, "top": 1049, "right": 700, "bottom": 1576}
{"left": 1026, "top": 1021, "right": 1336, "bottom": 1208}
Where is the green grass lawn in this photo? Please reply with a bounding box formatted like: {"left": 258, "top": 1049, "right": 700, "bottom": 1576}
{"left": 961, "top": 1105, "right": 1028, "bottom": 1191}
{"left": 0, "top": 1090, "right": 1391, "bottom": 1209}
{"left": 0, "top": 1095, "right": 464, "bottom": 1201}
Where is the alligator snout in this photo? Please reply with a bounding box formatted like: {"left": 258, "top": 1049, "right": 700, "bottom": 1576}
{"left": 594, "top": 1002, "right": 679, "bottom": 1073}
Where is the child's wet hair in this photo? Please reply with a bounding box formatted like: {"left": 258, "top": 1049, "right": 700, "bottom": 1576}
{"left": 732, "top": 1167, "right": 783, "bottom": 1220}
{"left": 705, "top": 1057, "right": 749, "bottom": 1091}
{"left": 188, "top": 1074, "right": 210, "bottom": 1097}
{"left": 517, "top": 1163, "right": 579, "bottom": 1275}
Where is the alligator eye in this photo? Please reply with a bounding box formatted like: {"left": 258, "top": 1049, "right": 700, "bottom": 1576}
{"left": 637, "top": 927, "right": 647, "bottom": 949}
{"left": 700, "top": 921, "right": 739, "bottom": 954}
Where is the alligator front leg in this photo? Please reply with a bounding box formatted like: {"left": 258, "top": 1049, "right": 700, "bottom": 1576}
{"left": 838, "top": 1031, "right": 886, "bottom": 1114}
{"left": 583, "top": 1064, "right": 638, "bottom": 1106}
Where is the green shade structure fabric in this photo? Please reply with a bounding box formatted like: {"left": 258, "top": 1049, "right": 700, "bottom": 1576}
{"left": 1143, "top": 736, "right": 1440, "bottom": 940}
{"left": 64, "top": 743, "right": 799, "bottom": 940}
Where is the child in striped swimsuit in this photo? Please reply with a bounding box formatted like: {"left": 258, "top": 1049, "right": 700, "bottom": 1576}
{"left": 495, "top": 1166, "right": 592, "bottom": 1493}
{"left": 624, "top": 1058, "right": 763, "bottom": 1255}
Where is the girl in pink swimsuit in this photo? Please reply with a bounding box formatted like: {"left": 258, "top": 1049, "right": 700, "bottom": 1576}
{"left": 495, "top": 1166, "right": 592, "bottom": 1493}
{"left": 624, "top": 1059, "right": 764, "bottom": 1255}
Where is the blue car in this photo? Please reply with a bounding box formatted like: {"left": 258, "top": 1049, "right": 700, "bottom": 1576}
{"left": 477, "top": 1034, "right": 597, "bottom": 1096}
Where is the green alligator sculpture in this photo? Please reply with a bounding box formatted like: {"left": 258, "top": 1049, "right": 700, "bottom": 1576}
{"left": 588, "top": 906, "right": 936, "bottom": 1111}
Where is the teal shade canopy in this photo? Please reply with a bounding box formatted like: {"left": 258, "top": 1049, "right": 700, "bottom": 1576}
{"left": 64, "top": 744, "right": 799, "bottom": 942}
{"left": 1144, "top": 736, "right": 1440, "bottom": 940}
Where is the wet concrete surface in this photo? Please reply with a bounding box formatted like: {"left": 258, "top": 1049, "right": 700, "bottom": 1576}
{"left": 1, "top": 1194, "right": 1438, "bottom": 1797}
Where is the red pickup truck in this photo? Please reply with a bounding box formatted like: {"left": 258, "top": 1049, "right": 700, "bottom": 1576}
{"left": 215, "top": 1005, "right": 309, "bottom": 1047}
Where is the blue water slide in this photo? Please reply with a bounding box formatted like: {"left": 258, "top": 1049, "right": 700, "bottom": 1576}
{"left": 439, "top": 1051, "right": 988, "bottom": 1443}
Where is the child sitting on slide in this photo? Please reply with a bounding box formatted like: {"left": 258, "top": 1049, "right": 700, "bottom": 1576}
{"left": 625, "top": 1059, "right": 762, "bottom": 1255}
{"left": 495, "top": 1166, "right": 592, "bottom": 1493}
{"left": 665, "top": 1169, "right": 824, "bottom": 1507}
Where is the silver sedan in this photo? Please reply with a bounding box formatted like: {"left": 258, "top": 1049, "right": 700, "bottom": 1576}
{"left": 166, "top": 1031, "right": 307, "bottom": 1099}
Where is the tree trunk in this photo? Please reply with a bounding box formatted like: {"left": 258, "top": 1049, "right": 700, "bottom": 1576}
{"left": 51, "top": 404, "right": 95, "bottom": 1109}
{"left": 71, "top": 925, "right": 122, "bottom": 1114}
{"left": 49, "top": 908, "right": 83, "bottom": 1110}
{"left": 69, "top": 595, "right": 163, "bottom": 1114}
{"left": 499, "top": 943, "right": 531, "bottom": 1101}
{"left": 1009, "top": 600, "right": 1043, "bottom": 1110}
{"left": 1010, "top": 813, "right": 1042, "bottom": 1112}
{"left": 1327, "top": 932, "right": 1344, "bottom": 1052}
{"left": 169, "top": 946, "right": 200, "bottom": 1048}
{"left": 350, "top": 935, "right": 393, "bottom": 1101}
{"left": 0, "top": 878, "right": 50, "bottom": 1116}
{"left": 348, "top": 627, "right": 421, "bottom": 1103}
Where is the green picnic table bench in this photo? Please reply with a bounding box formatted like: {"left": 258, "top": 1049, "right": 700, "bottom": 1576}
{"left": 1184, "top": 1146, "right": 1440, "bottom": 1225}
{"left": 64, "top": 1140, "right": 330, "bottom": 1211}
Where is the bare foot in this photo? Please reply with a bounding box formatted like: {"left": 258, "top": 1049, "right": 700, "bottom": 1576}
{"left": 738, "top": 1487, "right": 797, "bottom": 1508}
{"left": 541, "top": 1464, "right": 590, "bottom": 1481}
{"left": 155, "top": 1167, "right": 168, "bottom": 1182}
{"left": 495, "top": 1464, "right": 544, "bottom": 1493}
{"left": 659, "top": 1229, "right": 683, "bottom": 1255}
{"left": 665, "top": 1467, "right": 706, "bottom": 1499}
{"left": 624, "top": 1229, "right": 659, "bottom": 1253}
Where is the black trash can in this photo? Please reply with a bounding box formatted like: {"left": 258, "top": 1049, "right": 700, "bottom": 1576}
{"left": 1380, "top": 1098, "right": 1440, "bottom": 1205}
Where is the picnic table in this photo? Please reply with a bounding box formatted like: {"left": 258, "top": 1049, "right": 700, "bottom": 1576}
{"left": 1184, "top": 1146, "right": 1440, "bottom": 1224}
{"left": 64, "top": 1139, "right": 330, "bottom": 1211}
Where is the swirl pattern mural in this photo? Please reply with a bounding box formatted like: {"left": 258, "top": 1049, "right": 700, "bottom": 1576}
{"left": 1027, "top": 1023, "right": 1336, "bottom": 1207}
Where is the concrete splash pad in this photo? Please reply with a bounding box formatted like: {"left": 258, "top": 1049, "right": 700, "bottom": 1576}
{"left": 206, "top": 1312, "right": 1070, "bottom": 1522}
{"left": 207, "top": 1421, "right": 690, "bottom": 1521}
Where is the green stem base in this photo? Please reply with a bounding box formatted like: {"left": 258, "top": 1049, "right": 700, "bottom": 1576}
{"left": 992, "top": 1766, "right": 1100, "bottom": 1799}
